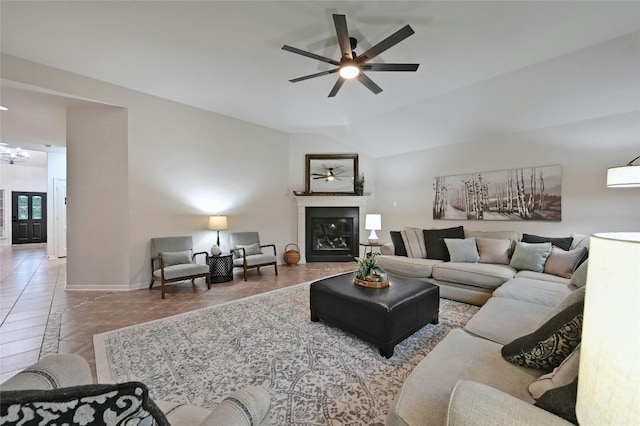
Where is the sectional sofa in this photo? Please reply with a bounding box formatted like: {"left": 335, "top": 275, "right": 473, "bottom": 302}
{"left": 379, "top": 227, "right": 590, "bottom": 425}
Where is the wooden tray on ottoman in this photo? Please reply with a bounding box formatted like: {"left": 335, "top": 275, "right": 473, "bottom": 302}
{"left": 310, "top": 272, "right": 440, "bottom": 358}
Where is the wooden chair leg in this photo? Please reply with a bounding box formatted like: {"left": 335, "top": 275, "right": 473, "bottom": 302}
{"left": 206, "top": 274, "right": 211, "bottom": 290}
{"left": 274, "top": 263, "right": 278, "bottom": 276}
{"left": 243, "top": 265, "right": 248, "bottom": 281}
{"left": 161, "top": 281, "right": 166, "bottom": 299}
{"left": 149, "top": 280, "right": 155, "bottom": 289}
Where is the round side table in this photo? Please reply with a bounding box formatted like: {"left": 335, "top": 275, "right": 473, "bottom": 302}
{"left": 209, "top": 253, "right": 234, "bottom": 283}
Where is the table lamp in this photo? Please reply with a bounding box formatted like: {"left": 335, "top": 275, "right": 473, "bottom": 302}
{"left": 208, "top": 215, "right": 228, "bottom": 247}
{"left": 576, "top": 232, "right": 639, "bottom": 425}
{"left": 365, "top": 214, "right": 381, "bottom": 244}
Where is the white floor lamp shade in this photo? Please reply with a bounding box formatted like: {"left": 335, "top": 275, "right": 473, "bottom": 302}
{"left": 365, "top": 214, "right": 381, "bottom": 243}
{"left": 576, "top": 233, "right": 639, "bottom": 425}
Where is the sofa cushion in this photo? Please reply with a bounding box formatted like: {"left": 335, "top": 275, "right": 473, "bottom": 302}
{"left": 464, "top": 297, "right": 553, "bottom": 345}
{"left": 529, "top": 345, "right": 580, "bottom": 399}
{"left": 401, "top": 227, "right": 427, "bottom": 258}
{"left": 476, "top": 237, "right": 512, "bottom": 265}
{"left": 424, "top": 226, "right": 465, "bottom": 261}
{"left": 509, "top": 242, "right": 552, "bottom": 272}
{"left": 502, "top": 299, "right": 583, "bottom": 370}
{"left": 432, "top": 263, "right": 516, "bottom": 291}
{"left": 522, "top": 234, "right": 573, "bottom": 251}
{"left": 446, "top": 380, "right": 576, "bottom": 426}
{"left": 493, "top": 277, "right": 572, "bottom": 307}
{"left": 376, "top": 255, "right": 442, "bottom": 278}
{"left": 570, "top": 233, "right": 590, "bottom": 251}
{"left": 538, "top": 287, "right": 586, "bottom": 326}
{"left": 515, "top": 270, "right": 571, "bottom": 284}
{"left": 444, "top": 237, "right": 480, "bottom": 263}
{"left": 534, "top": 379, "right": 579, "bottom": 425}
{"left": 544, "top": 247, "right": 588, "bottom": 278}
{"left": 390, "top": 231, "right": 408, "bottom": 256}
{"left": 386, "top": 329, "right": 542, "bottom": 426}
{"left": 160, "top": 249, "right": 193, "bottom": 266}
{"left": 0, "top": 382, "right": 170, "bottom": 426}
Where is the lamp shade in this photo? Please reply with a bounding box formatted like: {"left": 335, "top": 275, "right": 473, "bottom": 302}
{"left": 208, "top": 215, "right": 228, "bottom": 230}
{"left": 576, "top": 233, "right": 639, "bottom": 425}
{"left": 607, "top": 165, "right": 640, "bottom": 187}
{"left": 365, "top": 214, "right": 382, "bottom": 230}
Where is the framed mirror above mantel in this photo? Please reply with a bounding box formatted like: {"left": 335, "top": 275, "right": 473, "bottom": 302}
{"left": 305, "top": 153, "right": 359, "bottom": 195}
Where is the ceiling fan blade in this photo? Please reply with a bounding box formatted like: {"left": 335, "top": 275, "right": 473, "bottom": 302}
{"left": 356, "top": 25, "right": 415, "bottom": 63}
{"left": 282, "top": 45, "right": 340, "bottom": 66}
{"left": 357, "top": 73, "right": 383, "bottom": 95}
{"left": 362, "top": 63, "right": 419, "bottom": 72}
{"left": 289, "top": 68, "right": 339, "bottom": 83}
{"left": 333, "top": 14, "right": 353, "bottom": 60}
{"left": 328, "top": 77, "right": 346, "bottom": 97}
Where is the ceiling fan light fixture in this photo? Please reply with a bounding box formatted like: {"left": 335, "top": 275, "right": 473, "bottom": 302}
{"left": 339, "top": 64, "right": 360, "bottom": 79}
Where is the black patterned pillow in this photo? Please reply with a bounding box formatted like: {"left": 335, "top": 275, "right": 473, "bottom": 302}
{"left": 502, "top": 299, "right": 583, "bottom": 370}
{"left": 0, "top": 381, "right": 170, "bottom": 426}
{"left": 534, "top": 378, "right": 579, "bottom": 425}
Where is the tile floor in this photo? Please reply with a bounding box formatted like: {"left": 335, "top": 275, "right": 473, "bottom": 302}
{"left": 0, "top": 244, "right": 354, "bottom": 383}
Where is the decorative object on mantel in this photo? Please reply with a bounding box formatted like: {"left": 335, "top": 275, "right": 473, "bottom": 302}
{"left": 305, "top": 153, "right": 359, "bottom": 195}
{"left": 607, "top": 155, "right": 640, "bottom": 188}
{"left": 433, "top": 165, "right": 562, "bottom": 221}
{"left": 365, "top": 214, "right": 382, "bottom": 243}
{"left": 0, "top": 144, "right": 30, "bottom": 165}
{"left": 355, "top": 173, "right": 365, "bottom": 195}
{"left": 354, "top": 256, "right": 389, "bottom": 288}
{"left": 208, "top": 215, "right": 228, "bottom": 246}
{"left": 283, "top": 243, "right": 301, "bottom": 266}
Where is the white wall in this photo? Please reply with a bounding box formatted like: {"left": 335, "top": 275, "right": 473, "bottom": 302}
{"left": 374, "top": 113, "right": 640, "bottom": 239}
{"left": 46, "top": 151, "right": 66, "bottom": 257}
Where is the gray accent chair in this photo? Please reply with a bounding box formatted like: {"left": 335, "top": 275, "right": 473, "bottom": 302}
{"left": 229, "top": 232, "right": 278, "bottom": 281}
{"left": 150, "top": 236, "right": 210, "bottom": 299}
{"left": 0, "top": 354, "right": 272, "bottom": 426}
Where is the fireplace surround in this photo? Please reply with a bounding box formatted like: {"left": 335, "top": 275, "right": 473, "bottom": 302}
{"left": 295, "top": 196, "right": 371, "bottom": 263}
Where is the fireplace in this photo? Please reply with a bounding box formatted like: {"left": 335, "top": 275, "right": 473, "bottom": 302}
{"left": 305, "top": 207, "right": 359, "bottom": 262}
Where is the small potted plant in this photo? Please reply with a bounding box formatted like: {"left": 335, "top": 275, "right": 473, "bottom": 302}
{"left": 355, "top": 174, "right": 365, "bottom": 195}
{"left": 354, "top": 255, "right": 389, "bottom": 288}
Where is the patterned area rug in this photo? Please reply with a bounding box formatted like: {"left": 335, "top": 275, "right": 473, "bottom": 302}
{"left": 94, "top": 279, "right": 479, "bottom": 425}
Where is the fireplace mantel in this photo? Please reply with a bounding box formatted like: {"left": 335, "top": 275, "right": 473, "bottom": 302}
{"left": 295, "top": 196, "right": 371, "bottom": 263}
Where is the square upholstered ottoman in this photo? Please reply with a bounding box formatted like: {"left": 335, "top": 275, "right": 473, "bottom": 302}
{"left": 310, "top": 272, "right": 439, "bottom": 358}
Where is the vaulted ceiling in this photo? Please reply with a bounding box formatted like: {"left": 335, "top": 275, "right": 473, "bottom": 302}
{"left": 1, "top": 1, "right": 639, "bottom": 158}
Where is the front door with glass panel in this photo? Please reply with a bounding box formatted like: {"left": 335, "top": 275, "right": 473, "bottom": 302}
{"left": 12, "top": 191, "right": 47, "bottom": 244}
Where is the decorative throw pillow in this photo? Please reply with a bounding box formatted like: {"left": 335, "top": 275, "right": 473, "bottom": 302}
{"left": 233, "top": 242, "right": 263, "bottom": 259}
{"left": 160, "top": 250, "right": 193, "bottom": 266}
{"left": 544, "top": 247, "right": 588, "bottom": 278}
{"left": 476, "top": 238, "right": 511, "bottom": 265}
{"left": 529, "top": 344, "right": 581, "bottom": 399}
{"left": 423, "top": 226, "right": 465, "bottom": 261}
{"left": 401, "top": 228, "right": 427, "bottom": 258}
{"left": 534, "top": 378, "right": 579, "bottom": 425}
{"left": 502, "top": 299, "right": 583, "bottom": 370}
{"left": 509, "top": 242, "right": 552, "bottom": 272}
{"left": 570, "top": 233, "right": 590, "bottom": 251}
{"left": 569, "top": 260, "right": 588, "bottom": 289}
{"left": 444, "top": 237, "right": 480, "bottom": 263}
{"left": 0, "top": 382, "right": 170, "bottom": 426}
{"left": 390, "top": 231, "right": 408, "bottom": 257}
{"left": 522, "top": 234, "right": 573, "bottom": 251}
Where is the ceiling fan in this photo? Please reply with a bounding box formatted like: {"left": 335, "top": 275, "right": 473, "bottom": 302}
{"left": 282, "top": 14, "right": 419, "bottom": 97}
{"left": 312, "top": 166, "right": 345, "bottom": 181}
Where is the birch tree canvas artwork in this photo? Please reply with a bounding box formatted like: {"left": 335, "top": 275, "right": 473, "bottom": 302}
{"left": 433, "top": 165, "right": 562, "bottom": 221}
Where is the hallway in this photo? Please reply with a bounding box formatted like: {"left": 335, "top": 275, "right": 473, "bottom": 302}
{"left": 0, "top": 244, "right": 353, "bottom": 382}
